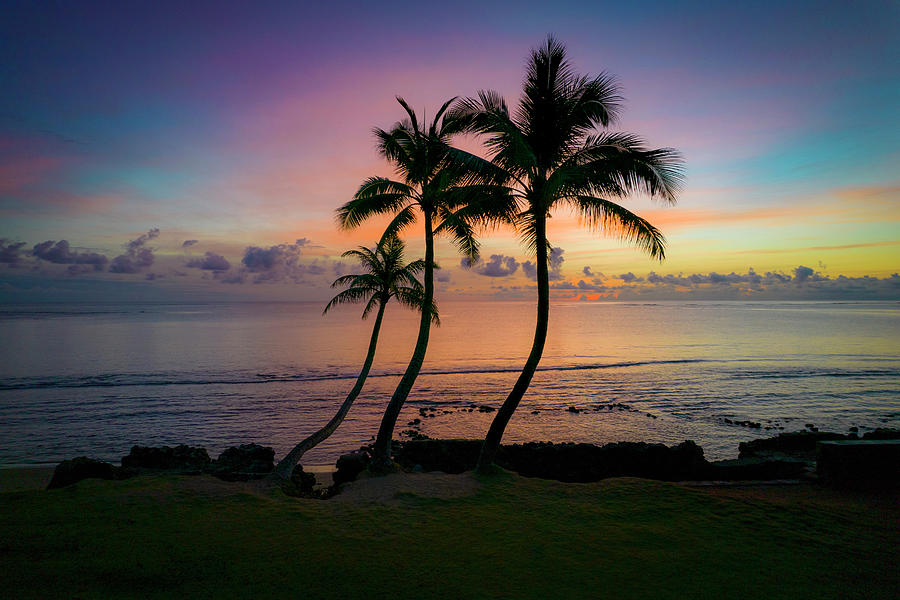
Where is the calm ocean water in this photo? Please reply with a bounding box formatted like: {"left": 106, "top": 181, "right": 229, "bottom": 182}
{"left": 1, "top": 300, "right": 898, "bottom": 466}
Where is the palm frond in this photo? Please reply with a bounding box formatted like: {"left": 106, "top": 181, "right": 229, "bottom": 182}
{"left": 393, "top": 270, "right": 425, "bottom": 292}
{"left": 326, "top": 235, "right": 434, "bottom": 321}
{"left": 396, "top": 258, "right": 428, "bottom": 288}
{"left": 353, "top": 177, "right": 416, "bottom": 199}
{"left": 515, "top": 37, "right": 627, "bottom": 169}
{"left": 434, "top": 205, "right": 480, "bottom": 262}
{"left": 375, "top": 126, "right": 413, "bottom": 168}
{"left": 566, "top": 72, "right": 622, "bottom": 130}
{"left": 550, "top": 133, "right": 684, "bottom": 203}
{"left": 394, "top": 286, "right": 440, "bottom": 326}
{"left": 375, "top": 235, "right": 407, "bottom": 276}
{"left": 571, "top": 195, "right": 667, "bottom": 260}
{"left": 580, "top": 149, "right": 683, "bottom": 204}
{"left": 338, "top": 177, "right": 414, "bottom": 229}
{"left": 332, "top": 272, "right": 382, "bottom": 290}
{"left": 323, "top": 286, "right": 375, "bottom": 314}
{"left": 444, "top": 146, "right": 510, "bottom": 187}
{"left": 442, "top": 184, "right": 520, "bottom": 230}
{"left": 430, "top": 96, "right": 458, "bottom": 137}
{"left": 396, "top": 97, "right": 421, "bottom": 135}
{"left": 349, "top": 94, "right": 546, "bottom": 280}
{"left": 360, "top": 294, "right": 382, "bottom": 320}
{"left": 378, "top": 204, "right": 418, "bottom": 246}
{"left": 340, "top": 246, "right": 379, "bottom": 268}
{"left": 330, "top": 274, "right": 367, "bottom": 289}
{"left": 514, "top": 210, "right": 552, "bottom": 255}
{"left": 402, "top": 258, "right": 428, "bottom": 277}
{"left": 454, "top": 92, "right": 535, "bottom": 179}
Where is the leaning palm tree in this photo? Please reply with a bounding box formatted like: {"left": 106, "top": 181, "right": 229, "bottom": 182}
{"left": 452, "top": 37, "right": 685, "bottom": 471}
{"left": 338, "top": 97, "right": 510, "bottom": 468}
{"left": 269, "top": 236, "right": 436, "bottom": 481}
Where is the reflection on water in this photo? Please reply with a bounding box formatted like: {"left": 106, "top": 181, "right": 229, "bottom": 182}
{"left": 0, "top": 300, "right": 897, "bottom": 465}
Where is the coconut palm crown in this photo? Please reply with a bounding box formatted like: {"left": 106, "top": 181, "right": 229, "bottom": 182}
{"left": 324, "top": 237, "right": 437, "bottom": 323}
{"left": 450, "top": 36, "right": 685, "bottom": 471}
{"left": 337, "top": 96, "right": 513, "bottom": 467}
{"left": 269, "top": 236, "right": 435, "bottom": 481}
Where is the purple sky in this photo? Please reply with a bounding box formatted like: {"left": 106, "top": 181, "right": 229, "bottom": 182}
{"left": 2, "top": 1, "right": 898, "bottom": 301}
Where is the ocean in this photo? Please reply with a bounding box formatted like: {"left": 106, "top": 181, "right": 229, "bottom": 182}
{"left": 1, "top": 300, "right": 898, "bottom": 467}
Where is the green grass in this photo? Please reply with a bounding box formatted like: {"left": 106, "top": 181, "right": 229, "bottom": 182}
{"left": 1, "top": 473, "right": 896, "bottom": 599}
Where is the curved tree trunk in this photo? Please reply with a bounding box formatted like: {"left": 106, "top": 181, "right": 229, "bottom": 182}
{"left": 268, "top": 300, "right": 387, "bottom": 481}
{"left": 477, "top": 214, "right": 549, "bottom": 472}
{"left": 371, "top": 210, "right": 434, "bottom": 466}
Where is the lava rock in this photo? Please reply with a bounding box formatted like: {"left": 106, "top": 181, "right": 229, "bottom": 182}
{"left": 400, "top": 429, "right": 430, "bottom": 441}
{"left": 817, "top": 439, "right": 900, "bottom": 489}
{"left": 862, "top": 428, "right": 900, "bottom": 441}
{"left": 498, "top": 440, "right": 708, "bottom": 483}
{"left": 738, "top": 431, "right": 854, "bottom": 460}
{"left": 47, "top": 457, "right": 126, "bottom": 489}
{"left": 333, "top": 451, "right": 370, "bottom": 485}
{"left": 394, "top": 439, "right": 482, "bottom": 474}
{"left": 290, "top": 464, "right": 317, "bottom": 494}
{"left": 281, "top": 464, "right": 331, "bottom": 499}
{"left": 392, "top": 438, "right": 709, "bottom": 483}
{"left": 207, "top": 443, "right": 275, "bottom": 481}
{"left": 281, "top": 465, "right": 316, "bottom": 498}
{"left": 121, "top": 444, "right": 210, "bottom": 471}
{"left": 723, "top": 418, "right": 761, "bottom": 428}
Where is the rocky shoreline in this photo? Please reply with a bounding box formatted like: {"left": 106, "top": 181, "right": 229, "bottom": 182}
{"left": 43, "top": 428, "right": 900, "bottom": 496}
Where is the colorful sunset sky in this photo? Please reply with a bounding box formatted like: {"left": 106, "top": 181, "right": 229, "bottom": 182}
{"left": 2, "top": 1, "right": 898, "bottom": 302}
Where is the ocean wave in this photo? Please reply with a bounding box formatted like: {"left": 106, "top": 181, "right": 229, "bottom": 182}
{"left": 727, "top": 368, "right": 899, "bottom": 380}
{"left": 3, "top": 359, "right": 897, "bottom": 391}
{"left": 0, "top": 358, "right": 712, "bottom": 391}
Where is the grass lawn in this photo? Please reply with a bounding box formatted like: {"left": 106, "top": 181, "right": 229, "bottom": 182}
{"left": 1, "top": 471, "right": 896, "bottom": 599}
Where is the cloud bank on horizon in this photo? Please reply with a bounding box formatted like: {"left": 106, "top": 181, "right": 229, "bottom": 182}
{"left": 1, "top": 1, "right": 898, "bottom": 301}
{"left": 1, "top": 230, "right": 897, "bottom": 302}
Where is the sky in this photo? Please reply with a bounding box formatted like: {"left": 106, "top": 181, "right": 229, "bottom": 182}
{"left": 1, "top": 0, "right": 898, "bottom": 302}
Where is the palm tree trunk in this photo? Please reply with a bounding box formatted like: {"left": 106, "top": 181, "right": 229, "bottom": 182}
{"left": 477, "top": 215, "right": 549, "bottom": 472}
{"left": 268, "top": 300, "right": 387, "bottom": 481}
{"left": 372, "top": 211, "right": 434, "bottom": 466}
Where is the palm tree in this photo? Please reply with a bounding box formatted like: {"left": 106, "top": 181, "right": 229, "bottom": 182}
{"left": 452, "top": 37, "right": 685, "bottom": 471}
{"left": 269, "top": 236, "right": 436, "bottom": 481}
{"left": 337, "top": 97, "right": 509, "bottom": 468}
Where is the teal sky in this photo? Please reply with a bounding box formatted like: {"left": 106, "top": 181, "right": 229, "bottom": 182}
{"left": 1, "top": 0, "right": 898, "bottom": 302}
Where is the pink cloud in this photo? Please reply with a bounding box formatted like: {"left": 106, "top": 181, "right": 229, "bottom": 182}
{"left": 0, "top": 156, "right": 68, "bottom": 194}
